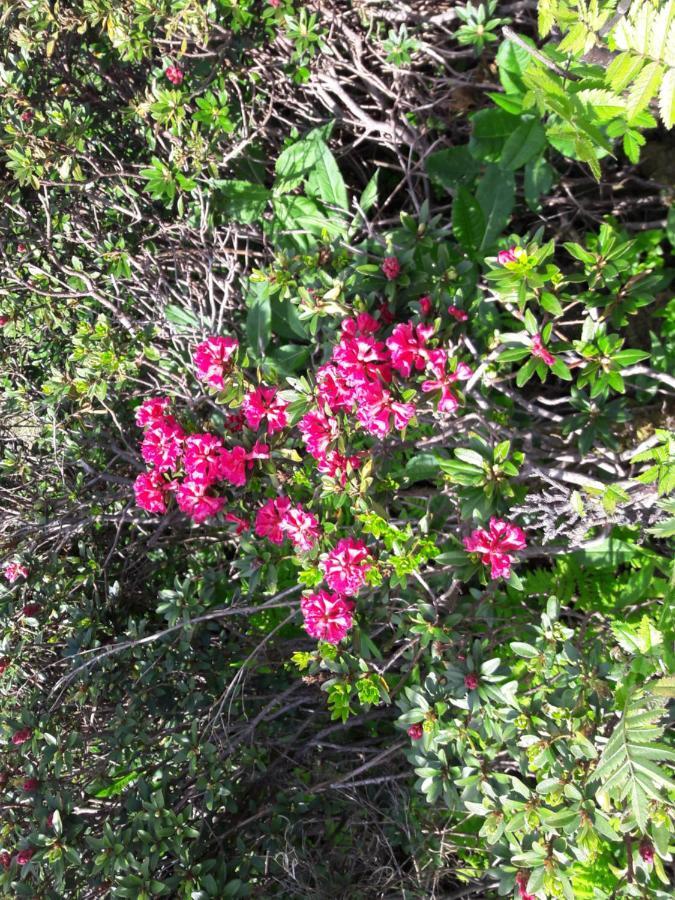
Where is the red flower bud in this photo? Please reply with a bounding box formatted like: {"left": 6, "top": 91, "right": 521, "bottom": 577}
{"left": 464, "top": 673, "right": 479, "bottom": 691}
{"left": 639, "top": 838, "right": 654, "bottom": 864}
{"left": 21, "top": 603, "right": 41, "bottom": 617}
{"left": 0, "top": 850, "right": 10, "bottom": 870}
{"left": 381, "top": 256, "right": 401, "bottom": 281}
{"left": 407, "top": 723, "right": 424, "bottom": 740}
{"left": 15, "top": 848, "right": 33, "bottom": 866}
{"left": 11, "top": 728, "right": 31, "bottom": 745}
{"left": 0, "top": 657, "right": 10, "bottom": 674}
{"left": 22, "top": 778, "right": 39, "bottom": 792}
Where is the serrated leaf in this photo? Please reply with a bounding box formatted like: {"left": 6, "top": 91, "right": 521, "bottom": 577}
{"left": 626, "top": 60, "right": 663, "bottom": 119}
{"left": 606, "top": 51, "right": 645, "bottom": 92}
{"left": 658, "top": 67, "right": 675, "bottom": 128}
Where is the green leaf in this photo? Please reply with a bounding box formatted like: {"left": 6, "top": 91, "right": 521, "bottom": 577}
{"left": 452, "top": 187, "right": 485, "bottom": 253}
{"left": 510, "top": 642, "right": 539, "bottom": 659}
{"left": 426, "top": 147, "right": 480, "bottom": 190}
{"left": 90, "top": 770, "right": 140, "bottom": 798}
{"left": 306, "top": 143, "right": 349, "bottom": 210}
{"left": 524, "top": 157, "right": 555, "bottom": 211}
{"left": 164, "top": 304, "right": 200, "bottom": 331}
{"left": 358, "top": 171, "right": 379, "bottom": 214}
{"left": 626, "top": 61, "right": 663, "bottom": 119}
{"left": 606, "top": 52, "right": 645, "bottom": 92}
{"left": 499, "top": 118, "right": 547, "bottom": 170}
{"left": 247, "top": 295, "right": 271, "bottom": 358}
{"left": 476, "top": 165, "right": 515, "bottom": 250}
{"left": 469, "top": 108, "right": 520, "bottom": 162}
{"left": 660, "top": 68, "right": 675, "bottom": 129}
{"left": 212, "top": 179, "right": 271, "bottom": 224}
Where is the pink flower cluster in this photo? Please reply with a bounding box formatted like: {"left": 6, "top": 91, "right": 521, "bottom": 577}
{"left": 133, "top": 342, "right": 277, "bottom": 523}
{"left": 255, "top": 497, "right": 321, "bottom": 553}
{"left": 3, "top": 561, "right": 28, "bottom": 583}
{"left": 165, "top": 65, "right": 184, "bottom": 85}
{"left": 297, "top": 313, "right": 472, "bottom": 478}
{"left": 463, "top": 517, "right": 526, "bottom": 580}
{"left": 301, "top": 590, "right": 354, "bottom": 643}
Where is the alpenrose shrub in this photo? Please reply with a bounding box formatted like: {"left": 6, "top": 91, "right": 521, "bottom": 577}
{"left": 131, "top": 310, "right": 530, "bottom": 646}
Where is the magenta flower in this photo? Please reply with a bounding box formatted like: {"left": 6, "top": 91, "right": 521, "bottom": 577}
{"left": 11, "top": 728, "right": 32, "bottom": 746}
{"left": 134, "top": 471, "right": 170, "bottom": 514}
{"left": 140, "top": 417, "right": 185, "bottom": 472}
{"left": 332, "top": 335, "right": 391, "bottom": 387}
{"left": 516, "top": 872, "right": 535, "bottom": 900}
{"left": 463, "top": 517, "right": 526, "bottom": 580}
{"left": 301, "top": 590, "right": 354, "bottom": 644}
{"left": 639, "top": 839, "right": 654, "bottom": 864}
{"left": 321, "top": 538, "right": 372, "bottom": 597}
{"left": 280, "top": 504, "right": 321, "bottom": 553}
{"left": 407, "top": 723, "right": 424, "bottom": 740}
{"left": 316, "top": 364, "right": 354, "bottom": 412}
{"left": 340, "top": 313, "right": 380, "bottom": 338}
{"left": 421, "top": 359, "right": 472, "bottom": 414}
{"left": 224, "top": 512, "right": 249, "bottom": 534}
{"left": 447, "top": 305, "right": 468, "bottom": 322}
{"left": 193, "top": 336, "right": 238, "bottom": 390}
{"left": 15, "top": 848, "right": 33, "bottom": 866}
{"left": 0, "top": 316, "right": 8, "bottom": 327}
{"left": 381, "top": 256, "right": 401, "bottom": 280}
{"left": 385, "top": 322, "right": 435, "bottom": 378}
{"left": 316, "top": 450, "right": 361, "bottom": 484}
{"left": 22, "top": 778, "right": 38, "bottom": 792}
{"left": 355, "top": 381, "right": 415, "bottom": 438}
{"left": 464, "top": 674, "right": 479, "bottom": 691}
{"left": 242, "top": 385, "right": 288, "bottom": 434}
{"left": 20, "top": 109, "right": 33, "bottom": 123}
{"left": 530, "top": 333, "right": 556, "bottom": 367}
{"left": 419, "top": 295, "right": 432, "bottom": 317}
{"left": 3, "top": 561, "right": 29, "bottom": 583}
{"left": 255, "top": 497, "right": 292, "bottom": 544}
{"left": 497, "top": 246, "right": 520, "bottom": 266}
{"left": 298, "top": 409, "right": 340, "bottom": 460}
{"left": 135, "top": 396, "right": 171, "bottom": 429}
{"left": 184, "top": 434, "right": 227, "bottom": 486}
{"left": 165, "top": 65, "right": 184, "bottom": 85}
{"left": 174, "top": 479, "right": 225, "bottom": 524}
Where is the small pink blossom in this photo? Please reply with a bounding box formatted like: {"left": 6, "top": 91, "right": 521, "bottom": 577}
{"left": 134, "top": 471, "right": 170, "bottom": 514}
{"left": 530, "top": 333, "right": 555, "bottom": 367}
{"left": 419, "top": 296, "right": 432, "bottom": 317}
{"left": 381, "top": 256, "right": 401, "bottom": 281}
{"left": 299, "top": 409, "right": 340, "bottom": 459}
{"left": 341, "top": 313, "right": 380, "bottom": 337}
{"left": 224, "top": 513, "right": 249, "bottom": 534}
{"left": 639, "top": 839, "right": 654, "bottom": 864}
{"left": 421, "top": 360, "right": 472, "bottom": 414}
{"left": 332, "top": 335, "right": 391, "bottom": 388}
{"left": 174, "top": 479, "right": 225, "bottom": 524}
{"left": 0, "top": 316, "right": 9, "bottom": 327}
{"left": 464, "top": 674, "right": 479, "bottom": 691}
{"left": 165, "top": 65, "right": 184, "bottom": 85}
{"left": 3, "top": 561, "right": 29, "bottom": 583}
{"left": 321, "top": 538, "right": 372, "bottom": 597}
{"left": 386, "top": 322, "right": 435, "bottom": 378}
{"left": 316, "top": 364, "right": 354, "bottom": 412}
{"left": 463, "top": 517, "right": 526, "bottom": 580}
{"left": 407, "top": 723, "right": 424, "bottom": 740}
{"left": 0, "top": 850, "right": 10, "bottom": 870}
{"left": 194, "top": 336, "right": 238, "bottom": 390}
{"left": 447, "top": 305, "right": 468, "bottom": 322}
{"left": 184, "top": 434, "right": 226, "bottom": 486}
{"left": 11, "top": 728, "right": 32, "bottom": 746}
{"left": 301, "top": 590, "right": 354, "bottom": 644}
{"left": 22, "top": 778, "right": 38, "bottom": 792}
{"left": 355, "top": 381, "right": 415, "bottom": 437}
{"left": 135, "top": 396, "right": 171, "bottom": 429}
{"left": 316, "top": 450, "right": 361, "bottom": 484}
{"left": 140, "top": 417, "right": 184, "bottom": 472}
{"left": 268, "top": 0, "right": 281, "bottom": 6}
{"left": 242, "top": 385, "right": 288, "bottom": 434}
{"left": 280, "top": 505, "right": 321, "bottom": 553}
{"left": 255, "top": 497, "right": 293, "bottom": 544}
{"left": 15, "top": 848, "right": 33, "bottom": 866}
{"left": 516, "top": 872, "right": 535, "bottom": 900}
{"left": 497, "top": 246, "right": 519, "bottom": 265}
{"left": 17, "top": 243, "right": 26, "bottom": 253}
{"left": 20, "top": 110, "right": 33, "bottom": 123}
